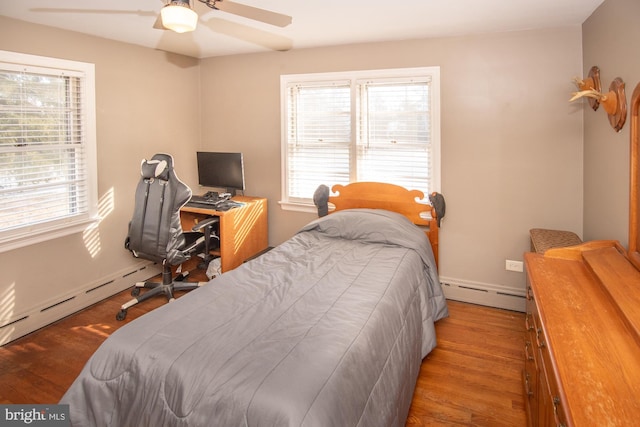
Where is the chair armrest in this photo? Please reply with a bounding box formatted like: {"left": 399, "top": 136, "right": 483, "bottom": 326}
{"left": 192, "top": 216, "right": 219, "bottom": 232}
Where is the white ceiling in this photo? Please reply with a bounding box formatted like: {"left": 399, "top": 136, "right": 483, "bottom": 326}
{"left": 1, "top": 0, "right": 604, "bottom": 59}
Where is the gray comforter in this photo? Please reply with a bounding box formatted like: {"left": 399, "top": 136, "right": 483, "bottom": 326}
{"left": 61, "top": 209, "right": 448, "bottom": 427}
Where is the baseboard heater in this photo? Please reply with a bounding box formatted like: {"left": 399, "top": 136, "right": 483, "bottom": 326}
{"left": 0, "top": 261, "right": 161, "bottom": 346}
{"left": 439, "top": 276, "right": 526, "bottom": 312}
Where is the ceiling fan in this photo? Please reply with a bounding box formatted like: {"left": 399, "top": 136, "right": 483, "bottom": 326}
{"left": 157, "top": 0, "right": 292, "bottom": 33}
{"left": 31, "top": 0, "right": 294, "bottom": 54}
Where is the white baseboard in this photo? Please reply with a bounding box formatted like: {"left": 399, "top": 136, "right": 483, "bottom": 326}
{"left": 439, "top": 276, "right": 526, "bottom": 312}
{"left": 0, "top": 261, "right": 161, "bottom": 346}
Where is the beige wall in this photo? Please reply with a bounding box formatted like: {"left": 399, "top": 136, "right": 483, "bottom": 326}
{"left": 0, "top": 16, "right": 587, "bottom": 330}
{"left": 0, "top": 17, "right": 201, "bottom": 339}
{"left": 582, "top": 0, "right": 640, "bottom": 246}
{"left": 200, "top": 27, "right": 584, "bottom": 299}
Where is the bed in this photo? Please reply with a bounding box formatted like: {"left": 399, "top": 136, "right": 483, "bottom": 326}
{"left": 60, "top": 182, "right": 448, "bottom": 427}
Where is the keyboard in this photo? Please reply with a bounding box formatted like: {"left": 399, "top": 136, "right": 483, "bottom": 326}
{"left": 214, "top": 201, "right": 244, "bottom": 211}
{"left": 189, "top": 195, "right": 223, "bottom": 205}
{"left": 186, "top": 196, "right": 244, "bottom": 211}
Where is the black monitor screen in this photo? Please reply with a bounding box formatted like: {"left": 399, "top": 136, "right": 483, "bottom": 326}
{"left": 196, "top": 152, "right": 245, "bottom": 194}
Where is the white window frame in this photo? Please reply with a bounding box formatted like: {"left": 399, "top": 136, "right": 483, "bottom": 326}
{"left": 0, "top": 50, "right": 98, "bottom": 252}
{"left": 280, "top": 67, "right": 440, "bottom": 212}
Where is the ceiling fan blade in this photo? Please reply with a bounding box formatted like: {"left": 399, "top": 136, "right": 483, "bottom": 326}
{"left": 202, "top": 18, "right": 292, "bottom": 51}
{"left": 31, "top": 8, "right": 157, "bottom": 17}
{"left": 211, "top": 1, "right": 292, "bottom": 27}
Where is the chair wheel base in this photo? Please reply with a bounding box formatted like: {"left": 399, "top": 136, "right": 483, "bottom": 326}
{"left": 116, "top": 309, "right": 127, "bottom": 321}
{"left": 131, "top": 287, "right": 141, "bottom": 296}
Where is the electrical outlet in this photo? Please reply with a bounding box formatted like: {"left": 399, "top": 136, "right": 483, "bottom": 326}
{"left": 505, "top": 260, "right": 524, "bottom": 272}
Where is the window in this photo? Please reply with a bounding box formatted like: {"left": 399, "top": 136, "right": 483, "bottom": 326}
{"left": 0, "top": 50, "right": 97, "bottom": 252}
{"left": 280, "top": 67, "right": 440, "bottom": 211}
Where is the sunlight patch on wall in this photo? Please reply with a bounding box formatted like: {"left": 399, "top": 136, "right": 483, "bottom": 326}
{"left": 83, "top": 187, "right": 115, "bottom": 258}
{"left": 0, "top": 282, "right": 17, "bottom": 345}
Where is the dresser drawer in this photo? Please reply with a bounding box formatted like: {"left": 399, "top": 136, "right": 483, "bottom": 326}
{"left": 528, "top": 279, "right": 568, "bottom": 427}
{"left": 524, "top": 278, "right": 569, "bottom": 427}
{"left": 522, "top": 339, "right": 538, "bottom": 426}
{"left": 538, "top": 331, "right": 568, "bottom": 427}
{"left": 526, "top": 288, "right": 539, "bottom": 333}
{"left": 523, "top": 283, "right": 540, "bottom": 426}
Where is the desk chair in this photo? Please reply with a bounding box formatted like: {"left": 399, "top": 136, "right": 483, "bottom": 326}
{"left": 117, "top": 153, "right": 219, "bottom": 321}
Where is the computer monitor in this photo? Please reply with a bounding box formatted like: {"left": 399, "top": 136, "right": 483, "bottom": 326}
{"left": 196, "top": 152, "right": 245, "bottom": 196}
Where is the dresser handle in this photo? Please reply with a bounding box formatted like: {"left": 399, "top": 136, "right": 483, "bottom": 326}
{"left": 553, "top": 396, "right": 566, "bottom": 427}
{"left": 524, "top": 372, "right": 534, "bottom": 397}
{"left": 525, "top": 313, "right": 534, "bottom": 331}
{"left": 525, "top": 341, "right": 534, "bottom": 361}
{"left": 536, "top": 328, "right": 545, "bottom": 348}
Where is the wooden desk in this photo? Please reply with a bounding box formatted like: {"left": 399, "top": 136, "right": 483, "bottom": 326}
{"left": 180, "top": 196, "right": 268, "bottom": 273}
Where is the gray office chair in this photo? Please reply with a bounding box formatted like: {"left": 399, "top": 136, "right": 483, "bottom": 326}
{"left": 117, "top": 153, "right": 219, "bottom": 321}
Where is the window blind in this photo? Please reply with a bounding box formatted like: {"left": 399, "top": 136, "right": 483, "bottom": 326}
{"left": 281, "top": 68, "right": 440, "bottom": 207}
{"left": 357, "top": 79, "right": 432, "bottom": 192}
{"left": 286, "top": 81, "right": 351, "bottom": 201}
{"left": 0, "top": 52, "right": 96, "bottom": 251}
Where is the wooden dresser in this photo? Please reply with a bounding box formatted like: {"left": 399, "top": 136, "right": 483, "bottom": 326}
{"left": 523, "top": 241, "right": 640, "bottom": 426}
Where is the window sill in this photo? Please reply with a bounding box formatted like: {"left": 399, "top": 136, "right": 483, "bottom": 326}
{"left": 278, "top": 200, "right": 317, "bottom": 214}
{"left": 0, "top": 217, "right": 99, "bottom": 253}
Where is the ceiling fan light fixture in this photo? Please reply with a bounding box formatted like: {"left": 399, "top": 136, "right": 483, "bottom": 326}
{"left": 161, "top": 1, "right": 198, "bottom": 33}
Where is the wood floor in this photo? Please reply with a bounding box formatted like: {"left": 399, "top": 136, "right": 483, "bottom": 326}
{"left": 406, "top": 301, "right": 526, "bottom": 426}
{"left": 0, "top": 270, "right": 526, "bottom": 426}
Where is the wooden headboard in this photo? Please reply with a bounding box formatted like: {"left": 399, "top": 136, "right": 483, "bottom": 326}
{"left": 328, "top": 182, "right": 440, "bottom": 267}
{"left": 629, "top": 82, "right": 640, "bottom": 270}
